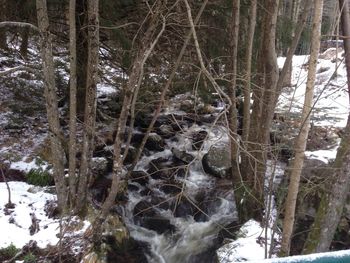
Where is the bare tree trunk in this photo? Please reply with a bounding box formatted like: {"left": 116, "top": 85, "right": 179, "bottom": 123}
{"left": 0, "top": 0, "right": 7, "bottom": 50}
{"left": 228, "top": 0, "right": 247, "bottom": 222}
{"left": 239, "top": 0, "right": 312, "bottom": 223}
{"left": 97, "top": 2, "right": 166, "bottom": 225}
{"left": 239, "top": 0, "right": 279, "bottom": 222}
{"left": 129, "top": 0, "right": 209, "bottom": 171}
{"left": 303, "top": 0, "right": 350, "bottom": 253}
{"left": 36, "top": 0, "right": 67, "bottom": 212}
{"left": 280, "top": 0, "right": 323, "bottom": 256}
{"left": 68, "top": 0, "right": 78, "bottom": 208}
{"left": 242, "top": 0, "right": 257, "bottom": 143}
{"left": 20, "top": 28, "right": 29, "bottom": 59}
{"left": 75, "top": 0, "right": 99, "bottom": 214}
{"left": 76, "top": 0, "right": 88, "bottom": 118}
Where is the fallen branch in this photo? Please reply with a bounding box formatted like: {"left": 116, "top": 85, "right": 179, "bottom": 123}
{"left": 0, "top": 21, "right": 39, "bottom": 32}
{"left": 0, "top": 65, "right": 39, "bottom": 77}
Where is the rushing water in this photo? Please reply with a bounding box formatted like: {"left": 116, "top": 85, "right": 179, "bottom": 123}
{"left": 122, "top": 122, "right": 238, "bottom": 263}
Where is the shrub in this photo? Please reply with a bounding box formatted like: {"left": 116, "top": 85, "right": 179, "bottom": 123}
{"left": 23, "top": 252, "right": 36, "bottom": 263}
{"left": 0, "top": 244, "right": 20, "bottom": 260}
{"left": 26, "top": 168, "right": 54, "bottom": 187}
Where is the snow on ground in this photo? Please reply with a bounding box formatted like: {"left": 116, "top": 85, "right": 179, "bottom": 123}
{"left": 0, "top": 182, "right": 60, "bottom": 248}
{"left": 217, "top": 220, "right": 280, "bottom": 263}
{"left": 277, "top": 49, "right": 349, "bottom": 163}
{"left": 0, "top": 182, "right": 90, "bottom": 250}
{"left": 218, "top": 50, "right": 350, "bottom": 263}
{"left": 277, "top": 50, "right": 349, "bottom": 128}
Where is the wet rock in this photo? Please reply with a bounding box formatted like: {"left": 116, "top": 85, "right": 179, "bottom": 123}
{"left": 179, "top": 99, "right": 194, "bottom": 112}
{"left": 157, "top": 124, "right": 175, "bottom": 139}
{"left": 106, "top": 238, "right": 149, "bottom": 263}
{"left": 122, "top": 146, "right": 137, "bottom": 165}
{"left": 192, "top": 130, "right": 208, "bottom": 150}
{"left": 158, "top": 180, "right": 183, "bottom": 195}
{"left": 202, "top": 143, "right": 231, "bottom": 178}
{"left": 91, "top": 157, "right": 108, "bottom": 177}
{"left": 172, "top": 148, "right": 194, "bottom": 164}
{"left": 171, "top": 120, "right": 188, "bottom": 132}
{"left": 147, "top": 157, "right": 176, "bottom": 180}
{"left": 173, "top": 197, "right": 199, "bottom": 219}
{"left": 130, "top": 133, "right": 144, "bottom": 145}
{"left": 0, "top": 168, "right": 26, "bottom": 182}
{"left": 133, "top": 200, "right": 174, "bottom": 234}
{"left": 141, "top": 216, "right": 176, "bottom": 234}
{"left": 127, "top": 183, "right": 139, "bottom": 192}
{"left": 194, "top": 179, "right": 236, "bottom": 222}
{"left": 145, "top": 133, "right": 164, "bottom": 151}
{"left": 130, "top": 171, "right": 149, "bottom": 186}
{"left": 300, "top": 158, "right": 328, "bottom": 183}
{"left": 90, "top": 176, "right": 112, "bottom": 203}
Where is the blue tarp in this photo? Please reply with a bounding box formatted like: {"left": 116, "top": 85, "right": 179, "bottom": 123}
{"left": 247, "top": 250, "right": 350, "bottom": 263}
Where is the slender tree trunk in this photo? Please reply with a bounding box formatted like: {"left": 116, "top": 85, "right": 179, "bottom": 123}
{"left": 303, "top": 0, "right": 350, "bottom": 253}
{"left": 228, "top": 0, "right": 253, "bottom": 224}
{"left": 129, "top": 0, "right": 209, "bottom": 171}
{"left": 76, "top": 0, "right": 88, "bottom": 118}
{"left": 0, "top": 0, "right": 7, "bottom": 50}
{"left": 75, "top": 0, "right": 99, "bottom": 214}
{"left": 36, "top": 0, "right": 67, "bottom": 212}
{"left": 97, "top": 2, "right": 165, "bottom": 224}
{"left": 239, "top": 0, "right": 279, "bottom": 222}
{"left": 280, "top": 0, "right": 323, "bottom": 256}
{"left": 242, "top": 0, "right": 257, "bottom": 143}
{"left": 239, "top": 0, "right": 312, "bottom": 223}
{"left": 20, "top": 28, "right": 29, "bottom": 59}
{"left": 68, "top": 0, "right": 78, "bottom": 208}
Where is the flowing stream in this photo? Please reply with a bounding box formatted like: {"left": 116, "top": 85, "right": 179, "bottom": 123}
{"left": 121, "top": 118, "right": 238, "bottom": 263}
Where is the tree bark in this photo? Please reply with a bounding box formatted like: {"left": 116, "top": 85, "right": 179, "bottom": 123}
{"left": 239, "top": 0, "right": 312, "bottom": 223}
{"left": 76, "top": 0, "right": 88, "bottom": 118}
{"left": 68, "top": 0, "right": 78, "bottom": 208}
{"left": 20, "top": 28, "right": 29, "bottom": 59}
{"left": 0, "top": 0, "right": 7, "bottom": 50}
{"left": 280, "top": 0, "right": 323, "bottom": 256}
{"left": 239, "top": 0, "right": 279, "bottom": 222}
{"left": 303, "top": 0, "right": 350, "bottom": 253}
{"left": 242, "top": 0, "right": 257, "bottom": 143}
{"left": 36, "top": 0, "right": 67, "bottom": 211}
{"left": 75, "top": 0, "right": 99, "bottom": 214}
{"left": 98, "top": 2, "right": 166, "bottom": 222}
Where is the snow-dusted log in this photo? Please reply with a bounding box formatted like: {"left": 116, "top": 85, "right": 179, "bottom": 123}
{"left": 0, "top": 21, "right": 39, "bottom": 32}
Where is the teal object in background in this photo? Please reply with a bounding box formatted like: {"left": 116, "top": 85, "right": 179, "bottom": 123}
{"left": 247, "top": 250, "right": 350, "bottom": 263}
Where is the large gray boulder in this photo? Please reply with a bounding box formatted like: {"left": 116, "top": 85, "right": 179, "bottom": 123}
{"left": 202, "top": 142, "right": 231, "bottom": 178}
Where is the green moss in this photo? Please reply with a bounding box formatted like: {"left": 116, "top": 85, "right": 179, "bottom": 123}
{"left": 23, "top": 253, "right": 36, "bottom": 263}
{"left": 0, "top": 244, "right": 20, "bottom": 260}
{"left": 26, "top": 168, "right": 53, "bottom": 187}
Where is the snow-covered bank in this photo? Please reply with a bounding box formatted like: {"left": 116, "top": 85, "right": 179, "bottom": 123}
{"left": 0, "top": 182, "right": 89, "bottom": 250}
{"left": 217, "top": 220, "right": 280, "bottom": 263}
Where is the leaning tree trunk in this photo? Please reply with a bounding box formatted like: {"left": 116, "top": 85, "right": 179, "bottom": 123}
{"left": 36, "top": 0, "right": 67, "bottom": 212}
{"left": 280, "top": 0, "right": 324, "bottom": 256}
{"left": 75, "top": 0, "right": 99, "bottom": 214}
{"left": 303, "top": 0, "right": 350, "bottom": 253}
